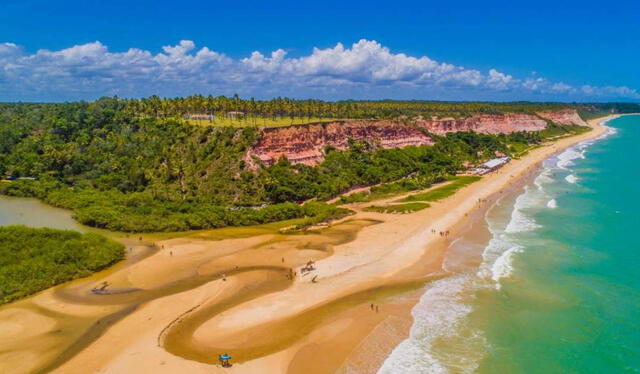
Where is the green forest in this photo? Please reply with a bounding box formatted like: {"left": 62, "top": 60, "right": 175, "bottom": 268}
{"left": 117, "top": 95, "right": 639, "bottom": 121}
{"left": 0, "top": 225, "right": 124, "bottom": 304}
{"left": 1, "top": 97, "right": 635, "bottom": 232}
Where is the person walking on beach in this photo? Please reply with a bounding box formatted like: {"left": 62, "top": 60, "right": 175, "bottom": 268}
{"left": 371, "top": 303, "right": 374, "bottom": 311}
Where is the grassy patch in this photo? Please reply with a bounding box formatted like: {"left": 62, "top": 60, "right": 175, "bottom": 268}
{"left": 184, "top": 116, "right": 348, "bottom": 128}
{"left": 363, "top": 202, "right": 430, "bottom": 214}
{"left": 335, "top": 176, "right": 446, "bottom": 205}
{"left": 540, "top": 124, "right": 591, "bottom": 139}
{"left": 143, "top": 217, "right": 310, "bottom": 241}
{"left": 279, "top": 206, "right": 354, "bottom": 233}
{"left": 400, "top": 176, "right": 481, "bottom": 203}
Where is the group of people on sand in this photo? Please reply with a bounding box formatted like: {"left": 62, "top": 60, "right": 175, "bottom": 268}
{"left": 300, "top": 261, "right": 320, "bottom": 283}
{"left": 370, "top": 303, "right": 379, "bottom": 313}
{"left": 282, "top": 260, "right": 320, "bottom": 282}
{"left": 301, "top": 260, "right": 316, "bottom": 273}
{"left": 430, "top": 228, "right": 450, "bottom": 237}
{"left": 477, "top": 198, "right": 490, "bottom": 204}
{"left": 286, "top": 268, "right": 297, "bottom": 280}
{"left": 91, "top": 281, "right": 110, "bottom": 293}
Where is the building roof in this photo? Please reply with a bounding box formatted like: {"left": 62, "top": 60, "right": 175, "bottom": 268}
{"left": 482, "top": 157, "right": 510, "bottom": 169}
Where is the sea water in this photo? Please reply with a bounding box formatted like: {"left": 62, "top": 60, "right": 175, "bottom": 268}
{"left": 378, "top": 115, "right": 640, "bottom": 374}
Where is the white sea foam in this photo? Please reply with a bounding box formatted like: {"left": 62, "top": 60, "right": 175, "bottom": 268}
{"left": 376, "top": 275, "right": 484, "bottom": 374}
{"left": 565, "top": 174, "right": 578, "bottom": 184}
{"left": 478, "top": 233, "right": 512, "bottom": 279}
{"left": 505, "top": 187, "right": 541, "bottom": 233}
{"left": 556, "top": 147, "right": 585, "bottom": 169}
{"left": 597, "top": 124, "right": 618, "bottom": 140}
{"left": 478, "top": 226, "right": 526, "bottom": 285}
{"left": 378, "top": 120, "right": 620, "bottom": 374}
{"left": 379, "top": 182, "right": 544, "bottom": 373}
{"left": 490, "top": 245, "right": 524, "bottom": 288}
{"left": 533, "top": 167, "right": 555, "bottom": 192}
{"left": 567, "top": 125, "right": 617, "bottom": 160}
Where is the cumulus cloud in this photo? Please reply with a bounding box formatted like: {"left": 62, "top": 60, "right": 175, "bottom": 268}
{"left": 0, "top": 39, "right": 638, "bottom": 101}
{"left": 486, "top": 69, "right": 514, "bottom": 90}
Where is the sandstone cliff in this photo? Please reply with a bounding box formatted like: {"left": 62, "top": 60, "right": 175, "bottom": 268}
{"left": 245, "top": 109, "right": 585, "bottom": 167}
{"left": 245, "top": 120, "right": 434, "bottom": 167}
{"left": 414, "top": 113, "right": 548, "bottom": 135}
{"left": 537, "top": 109, "right": 588, "bottom": 126}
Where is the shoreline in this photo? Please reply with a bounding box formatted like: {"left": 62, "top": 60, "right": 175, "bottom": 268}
{"left": 0, "top": 115, "right": 619, "bottom": 374}
{"left": 334, "top": 114, "right": 618, "bottom": 374}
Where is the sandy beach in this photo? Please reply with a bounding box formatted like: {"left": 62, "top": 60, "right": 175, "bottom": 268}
{"left": 0, "top": 115, "right": 616, "bottom": 374}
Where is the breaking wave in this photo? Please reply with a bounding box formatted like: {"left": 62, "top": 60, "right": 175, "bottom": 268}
{"left": 565, "top": 174, "right": 578, "bottom": 184}
{"left": 377, "top": 123, "right": 618, "bottom": 373}
{"left": 556, "top": 147, "right": 585, "bottom": 169}
{"left": 376, "top": 275, "right": 485, "bottom": 374}
{"left": 490, "top": 245, "right": 524, "bottom": 287}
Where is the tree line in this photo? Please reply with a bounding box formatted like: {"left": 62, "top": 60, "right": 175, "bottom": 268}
{"left": 0, "top": 225, "right": 124, "bottom": 304}
{"left": 0, "top": 98, "right": 630, "bottom": 232}
{"left": 114, "top": 95, "right": 640, "bottom": 121}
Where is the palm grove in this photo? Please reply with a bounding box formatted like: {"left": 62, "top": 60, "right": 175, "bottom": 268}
{"left": 1, "top": 97, "right": 635, "bottom": 232}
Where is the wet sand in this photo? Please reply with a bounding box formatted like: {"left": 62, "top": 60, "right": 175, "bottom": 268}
{"left": 0, "top": 116, "right": 614, "bottom": 374}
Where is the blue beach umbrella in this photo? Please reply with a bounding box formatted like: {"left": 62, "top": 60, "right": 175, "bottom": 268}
{"left": 220, "top": 354, "right": 231, "bottom": 360}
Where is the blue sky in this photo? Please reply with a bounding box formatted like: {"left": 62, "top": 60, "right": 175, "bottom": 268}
{"left": 1, "top": 0, "right": 638, "bottom": 102}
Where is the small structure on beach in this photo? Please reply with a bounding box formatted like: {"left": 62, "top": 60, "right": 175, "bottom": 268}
{"left": 219, "top": 353, "right": 232, "bottom": 367}
{"left": 472, "top": 156, "right": 511, "bottom": 175}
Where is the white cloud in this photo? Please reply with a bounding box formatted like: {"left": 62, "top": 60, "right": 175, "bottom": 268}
{"left": 0, "top": 39, "right": 638, "bottom": 101}
{"left": 0, "top": 42, "right": 20, "bottom": 57}
{"left": 551, "top": 82, "right": 574, "bottom": 92}
{"left": 486, "top": 69, "right": 514, "bottom": 90}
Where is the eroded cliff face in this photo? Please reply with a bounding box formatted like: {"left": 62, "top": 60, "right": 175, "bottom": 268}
{"left": 245, "top": 120, "right": 434, "bottom": 167}
{"left": 537, "top": 109, "right": 588, "bottom": 126}
{"left": 414, "top": 113, "right": 548, "bottom": 135}
{"left": 245, "top": 109, "right": 585, "bottom": 167}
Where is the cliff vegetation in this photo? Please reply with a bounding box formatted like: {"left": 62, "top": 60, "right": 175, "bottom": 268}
{"left": 1, "top": 98, "right": 633, "bottom": 232}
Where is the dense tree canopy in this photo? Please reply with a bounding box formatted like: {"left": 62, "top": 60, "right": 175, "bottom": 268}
{"left": 0, "top": 225, "right": 124, "bottom": 304}
{"left": 0, "top": 97, "right": 621, "bottom": 232}
{"left": 118, "top": 95, "right": 640, "bottom": 120}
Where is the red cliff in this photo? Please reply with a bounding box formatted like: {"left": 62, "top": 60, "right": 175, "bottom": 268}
{"left": 415, "top": 113, "right": 547, "bottom": 135}
{"left": 537, "top": 109, "right": 588, "bottom": 126}
{"left": 245, "top": 109, "right": 585, "bottom": 167}
{"left": 245, "top": 120, "right": 434, "bottom": 167}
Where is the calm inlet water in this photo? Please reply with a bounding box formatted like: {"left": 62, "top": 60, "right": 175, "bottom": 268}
{"left": 0, "top": 195, "right": 85, "bottom": 231}
{"left": 379, "top": 115, "right": 640, "bottom": 374}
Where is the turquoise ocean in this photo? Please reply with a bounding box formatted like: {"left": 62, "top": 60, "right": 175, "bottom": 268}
{"left": 378, "top": 115, "right": 640, "bottom": 374}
